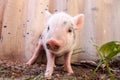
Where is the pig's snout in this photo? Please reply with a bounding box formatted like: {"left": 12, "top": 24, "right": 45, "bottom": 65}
{"left": 46, "top": 40, "right": 61, "bottom": 51}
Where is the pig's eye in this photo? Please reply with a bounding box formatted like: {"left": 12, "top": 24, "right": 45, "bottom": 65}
{"left": 68, "top": 27, "right": 73, "bottom": 33}
{"left": 47, "top": 26, "right": 50, "bottom": 31}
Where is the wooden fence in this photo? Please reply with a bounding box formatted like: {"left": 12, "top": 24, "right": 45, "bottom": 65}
{"left": 0, "top": 0, "right": 120, "bottom": 64}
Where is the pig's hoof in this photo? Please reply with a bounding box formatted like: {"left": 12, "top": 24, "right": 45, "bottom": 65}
{"left": 44, "top": 71, "right": 52, "bottom": 79}
{"left": 45, "top": 76, "right": 52, "bottom": 79}
{"left": 65, "top": 73, "right": 75, "bottom": 76}
{"left": 67, "top": 69, "right": 74, "bottom": 75}
{"left": 67, "top": 73, "right": 74, "bottom": 76}
{"left": 45, "top": 70, "right": 52, "bottom": 79}
{"left": 26, "top": 62, "right": 32, "bottom": 65}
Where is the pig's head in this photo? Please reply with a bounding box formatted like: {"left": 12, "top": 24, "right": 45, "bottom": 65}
{"left": 44, "top": 11, "right": 84, "bottom": 54}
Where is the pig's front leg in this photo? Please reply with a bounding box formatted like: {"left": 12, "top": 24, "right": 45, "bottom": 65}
{"left": 64, "top": 51, "right": 74, "bottom": 75}
{"left": 26, "top": 39, "right": 43, "bottom": 65}
{"left": 45, "top": 50, "right": 55, "bottom": 78}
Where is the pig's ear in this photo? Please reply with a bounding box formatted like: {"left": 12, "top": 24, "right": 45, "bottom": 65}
{"left": 45, "top": 11, "right": 52, "bottom": 23}
{"left": 73, "top": 14, "right": 84, "bottom": 29}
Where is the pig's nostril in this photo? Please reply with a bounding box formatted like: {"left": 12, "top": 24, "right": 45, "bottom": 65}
{"left": 46, "top": 43, "right": 50, "bottom": 49}
{"left": 54, "top": 45, "right": 60, "bottom": 50}
{"left": 46, "top": 41, "right": 60, "bottom": 51}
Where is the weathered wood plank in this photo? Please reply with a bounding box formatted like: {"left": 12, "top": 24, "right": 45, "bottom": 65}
{"left": 0, "top": 0, "right": 7, "bottom": 39}
{"left": 0, "top": 0, "right": 26, "bottom": 61}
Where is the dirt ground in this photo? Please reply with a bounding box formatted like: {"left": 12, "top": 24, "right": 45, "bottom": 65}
{"left": 0, "top": 58, "right": 120, "bottom": 80}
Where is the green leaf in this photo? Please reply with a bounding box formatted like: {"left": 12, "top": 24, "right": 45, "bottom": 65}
{"left": 99, "top": 41, "right": 120, "bottom": 60}
{"left": 106, "top": 49, "right": 120, "bottom": 60}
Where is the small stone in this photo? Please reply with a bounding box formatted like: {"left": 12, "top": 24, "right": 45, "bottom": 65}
{"left": 55, "top": 74, "right": 60, "bottom": 78}
{"left": 41, "top": 64, "right": 45, "bottom": 67}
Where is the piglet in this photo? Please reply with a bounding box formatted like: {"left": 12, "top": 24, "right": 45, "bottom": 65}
{"left": 26, "top": 11, "right": 84, "bottom": 78}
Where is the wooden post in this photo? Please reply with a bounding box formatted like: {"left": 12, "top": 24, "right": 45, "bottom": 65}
{"left": 0, "top": 0, "right": 27, "bottom": 62}
{"left": 0, "top": 0, "right": 7, "bottom": 39}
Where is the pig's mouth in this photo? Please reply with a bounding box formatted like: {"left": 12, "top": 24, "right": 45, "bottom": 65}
{"left": 49, "top": 49, "right": 70, "bottom": 56}
{"left": 48, "top": 48, "right": 60, "bottom": 54}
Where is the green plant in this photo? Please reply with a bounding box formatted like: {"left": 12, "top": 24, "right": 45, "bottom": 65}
{"left": 93, "top": 41, "right": 120, "bottom": 80}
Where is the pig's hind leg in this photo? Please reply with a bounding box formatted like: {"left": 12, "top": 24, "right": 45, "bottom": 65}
{"left": 26, "top": 39, "right": 43, "bottom": 65}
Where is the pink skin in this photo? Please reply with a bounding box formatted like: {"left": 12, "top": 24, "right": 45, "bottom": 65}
{"left": 26, "top": 39, "right": 43, "bottom": 65}
{"left": 45, "top": 50, "right": 55, "bottom": 77}
{"left": 26, "top": 11, "right": 84, "bottom": 78}
{"left": 64, "top": 52, "right": 74, "bottom": 74}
